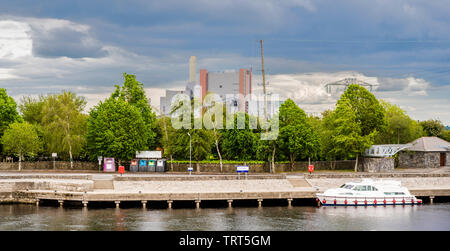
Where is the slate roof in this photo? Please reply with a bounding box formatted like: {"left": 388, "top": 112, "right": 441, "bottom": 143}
{"left": 405, "top": 137, "right": 450, "bottom": 152}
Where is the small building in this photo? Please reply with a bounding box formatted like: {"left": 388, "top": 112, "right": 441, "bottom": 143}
{"left": 398, "top": 137, "right": 450, "bottom": 168}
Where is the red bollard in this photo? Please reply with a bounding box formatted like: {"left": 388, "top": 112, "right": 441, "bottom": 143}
{"left": 118, "top": 166, "right": 125, "bottom": 176}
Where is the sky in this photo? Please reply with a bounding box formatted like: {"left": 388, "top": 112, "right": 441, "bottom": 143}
{"left": 0, "top": 0, "right": 449, "bottom": 125}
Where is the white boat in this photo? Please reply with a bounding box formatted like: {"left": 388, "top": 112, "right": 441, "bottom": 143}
{"left": 316, "top": 179, "right": 422, "bottom": 206}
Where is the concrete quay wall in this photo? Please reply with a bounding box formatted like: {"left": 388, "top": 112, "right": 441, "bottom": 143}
{"left": 2, "top": 173, "right": 450, "bottom": 206}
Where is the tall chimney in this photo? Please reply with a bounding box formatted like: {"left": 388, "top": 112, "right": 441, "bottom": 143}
{"left": 189, "top": 56, "right": 196, "bottom": 83}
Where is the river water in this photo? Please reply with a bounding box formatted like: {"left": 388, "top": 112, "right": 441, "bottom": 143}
{"left": 0, "top": 203, "right": 449, "bottom": 231}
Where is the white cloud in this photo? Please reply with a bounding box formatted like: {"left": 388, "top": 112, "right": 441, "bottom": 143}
{"left": 248, "top": 71, "right": 439, "bottom": 122}
{"left": 0, "top": 20, "right": 32, "bottom": 59}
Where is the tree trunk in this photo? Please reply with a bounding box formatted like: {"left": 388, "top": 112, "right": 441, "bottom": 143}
{"left": 163, "top": 117, "right": 173, "bottom": 172}
{"left": 196, "top": 160, "right": 200, "bottom": 173}
{"left": 215, "top": 137, "right": 223, "bottom": 172}
{"left": 65, "top": 124, "right": 73, "bottom": 169}
{"left": 213, "top": 126, "right": 223, "bottom": 172}
{"left": 289, "top": 153, "right": 294, "bottom": 171}
{"left": 397, "top": 129, "right": 400, "bottom": 144}
{"left": 69, "top": 147, "right": 73, "bottom": 169}
{"left": 18, "top": 153, "right": 22, "bottom": 171}
{"left": 354, "top": 154, "right": 359, "bottom": 172}
{"left": 271, "top": 145, "right": 276, "bottom": 173}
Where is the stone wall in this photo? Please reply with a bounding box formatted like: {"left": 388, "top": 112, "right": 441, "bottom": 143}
{"left": 0, "top": 160, "right": 356, "bottom": 173}
{"left": 0, "top": 161, "right": 99, "bottom": 171}
{"left": 398, "top": 151, "right": 442, "bottom": 168}
{"left": 447, "top": 152, "right": 450, "bottom": 166}
{"left": 357, "top": 157, "right": 394, "bottom": 173}
{"left": 168, "top": 160, "right": 355, "bottom": 173}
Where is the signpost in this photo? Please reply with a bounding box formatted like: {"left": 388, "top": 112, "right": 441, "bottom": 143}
{"left": 237, "top": 165, "right": 249, "bottom": 180}
{"left": 188, "top": 166, "right": 193, "bottom": 175}
{"left": 97, "top": 156, "right": 103, "bottom": 172}
{"left": 52, "top": 153, "right": 57, "bottom": 170}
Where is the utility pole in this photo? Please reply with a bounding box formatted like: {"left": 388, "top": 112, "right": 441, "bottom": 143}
{"left": 260, "top": 40, "right": 268, "bottom": 123}
{"left": 260, "top": 40, "right": 275, "bottom": 174}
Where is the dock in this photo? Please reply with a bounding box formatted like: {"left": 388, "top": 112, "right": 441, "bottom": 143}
{"left": 1, "top": 172, "right": 450, "bottom": 208}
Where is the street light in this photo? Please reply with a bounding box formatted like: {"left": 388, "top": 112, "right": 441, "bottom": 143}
{"left": 187, "top": 132, "right": 192, "bottom": 175}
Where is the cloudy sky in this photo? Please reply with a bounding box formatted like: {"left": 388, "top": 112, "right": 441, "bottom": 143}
{"left": 0, "top": 0, "right": 449, "bottom": 125}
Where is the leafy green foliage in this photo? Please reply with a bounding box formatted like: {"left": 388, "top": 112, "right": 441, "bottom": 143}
{"left": 221, "top": 112, "right": 258, "bottom": 162}
{"left": 420, "top": 119, "right": 445, "bottom": 137}
{"left": 377, "top": 101, "right": 423, "bottom": 144}
{"left": 87, "top": 98, "right": 148, "bottom": 162}
{"left": 111, "top": 73, "right": 157, "bottom": 149}
{"left": 339, "top": 84, "right": 387, "bottom": 136}
{"left": 278, "top": 99, "right": 320, "bottom": 169}
{"left": 41, "top": 91, "right": 87, "bottom": 161}
{"left": 1, "top": 122, "right": 42, "bottom": 170}
{"left": 0, "top": 88, "right": 22, "bottom": 154}
{"left": 323, "top": 85, "right": 382, "bottom": 162}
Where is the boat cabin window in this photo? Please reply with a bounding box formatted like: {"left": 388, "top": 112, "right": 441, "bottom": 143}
{"left": 340, "top": 184, "right": 354, "bottom": 189}
{"left": 352, "top": 185, "right": 379, "bottom": 191}
{"left": 384, "top": 192, "right": 405, "bottom": 195}
{"left": 353, "top": 185, "right": 366, "bottom": 191}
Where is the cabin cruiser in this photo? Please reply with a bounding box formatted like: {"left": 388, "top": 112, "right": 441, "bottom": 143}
{"left": 316, "top": 179, "right": 422, "bottom": 206}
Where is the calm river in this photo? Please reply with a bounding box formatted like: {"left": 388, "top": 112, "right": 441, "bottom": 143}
{"left": 0, "top": 203, "right": 449, "bottom": 231}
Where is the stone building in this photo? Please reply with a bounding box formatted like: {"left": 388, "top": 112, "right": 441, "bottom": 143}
{"left": 398, "top": 137, "right": 450, "bottom": 168}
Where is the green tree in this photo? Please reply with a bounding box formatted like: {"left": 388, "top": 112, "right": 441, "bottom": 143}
{"left": 256, "top": 117, "right": 281, "bottom": 173}
{"left": 326, "top": 85, "right": 383, "bottom": 171}
{"left": 87, "top": 98, "right": 148, "bottom": 164}
{"left": 330, "top": 99, "right": 376, "bottom": 171}
{"left": 1, "top": 122, "right": 42, "bottom": 171}
{"left": 41, "top": 91, "right": 87, "bottom": 168}
{"left": 319, "top": 110, "right": 336, "bottom": 161}
{"left": 0, "top": 88, "right": 22, "bottom": 155}
{"left": 19, "top": 95, "right": 46, "bottom": 125}
{"left": 420, "top": 119, "right": 445, "bottom": 137}
{"left": 278, "top": 99, "right": 320, "bottom": 170}
{"left": 340, "top": 84, "right": 387, "bottom": 136}
{"left": 441, "top": 129, "right": 450, "bottom": 142}
{"left": 156, "top": 116, "right": 176, "bottom": 170}
{"left": 221, "top": 112, "right": 258, "bottom": 164}
{"left": 377, "top": 101, "right": 423, "bottom": 144}
{"left": 111, "top": 73, "right": 157, "bottom": 149}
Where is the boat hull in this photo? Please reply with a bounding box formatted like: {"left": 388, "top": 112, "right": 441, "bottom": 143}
{"left": 316, "top": 195, "right": 422, "bottom": 206}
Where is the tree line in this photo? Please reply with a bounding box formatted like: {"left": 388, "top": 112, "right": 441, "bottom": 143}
{"left": 1, "top": 73, "right": 449, "bottom": 170}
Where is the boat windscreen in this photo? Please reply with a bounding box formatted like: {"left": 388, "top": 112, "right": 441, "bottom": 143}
{"left": 340, "top": 184, "right": 354, "bottom": 189}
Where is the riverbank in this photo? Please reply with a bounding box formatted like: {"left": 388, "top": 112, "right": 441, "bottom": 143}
{"left": 1, "top": 167, "right": 450, "bottom": 207}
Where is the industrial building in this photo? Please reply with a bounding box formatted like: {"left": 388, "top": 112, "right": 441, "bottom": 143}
{"left": 199, "top": 68, "right": 252, "bottom": 113}
{"left": 160, "top": 56, "right": 254, "bottom": 115}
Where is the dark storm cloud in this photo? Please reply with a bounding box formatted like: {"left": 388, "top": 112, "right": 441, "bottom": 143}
{"left": 31, "top": 27, "right": 108, "bottom": 58}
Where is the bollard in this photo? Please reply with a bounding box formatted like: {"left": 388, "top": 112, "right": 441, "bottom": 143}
{"left": 195, "top": 200, "right": 201, "bottom": 209}
{"left": 287, "top": 198, "right": 293, "bottom": 207}
{"left": 58, "top": 200, "right": 64, "bottom": 208}
{"left": 227, "top": 200, "right": 233, "bottom": 208}
{"left": 430, "top": 196, "right": 435, "bottom": 204}
{"left": 142, "top": 201, "right": 147, "bottom": 209}
{"left": 35, "top": 199, "right": 40, "bottom": 207}
{"left": 167, "top": 200, "right": 173, "bottom": 209}
{"left": 115, "top": 201, "right": 120, "bottom": 208}
{"left": 257, "top": 198, "right": 263, "bottom": 208}
{"left": 82, "top": 201, "right": 88, "bottom": 208}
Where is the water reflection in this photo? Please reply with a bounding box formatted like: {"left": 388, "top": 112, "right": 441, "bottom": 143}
{"left": 0, "top": 204, "right": 449, "bottom": 231}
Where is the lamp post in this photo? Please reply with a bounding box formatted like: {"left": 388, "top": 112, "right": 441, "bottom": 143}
{"left": 187, "top": 132, "right": 192, "bottom": 175}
